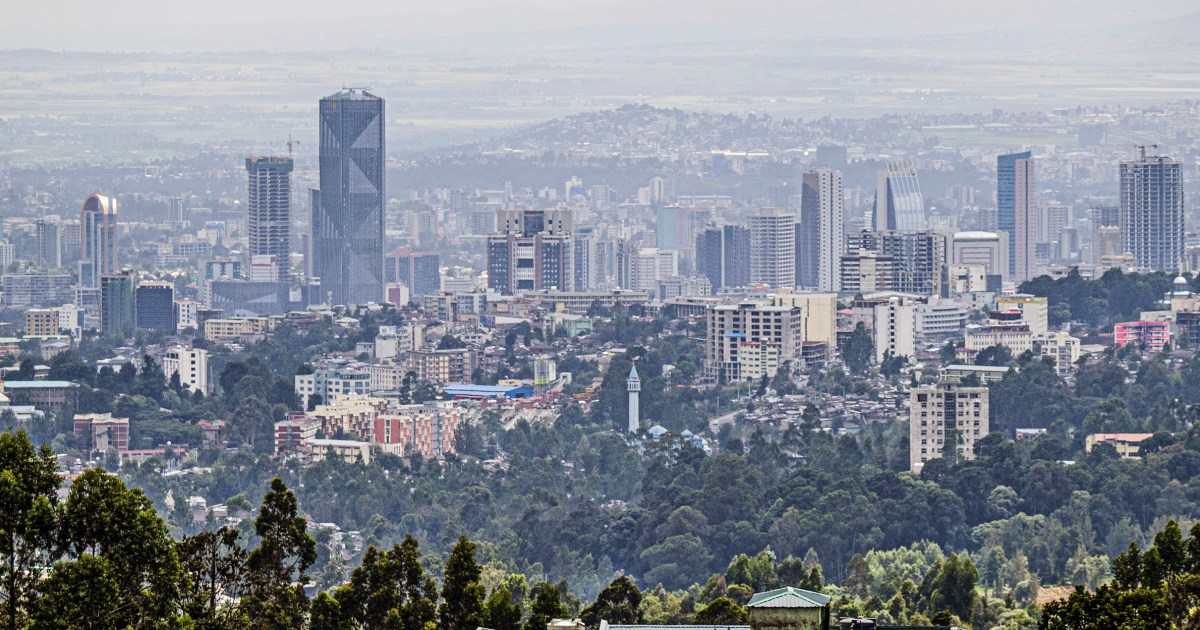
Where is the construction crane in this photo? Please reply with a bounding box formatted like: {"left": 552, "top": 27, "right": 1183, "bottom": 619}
{"left": 1135, "top": 143, "right": 1158, "bottom": 160}
{"left": 285, "top": 134, "right": 300, "bottom": 158}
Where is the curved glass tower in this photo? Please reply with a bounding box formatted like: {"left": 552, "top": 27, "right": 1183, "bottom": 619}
{"left": 314, "top": 89, "right": 385, "bottom": 305}
{"left": 873, "top": 160, "right": 925, "bottom": 232}
{"left": 80, "top": 194, "right": 118, "bottom": 289}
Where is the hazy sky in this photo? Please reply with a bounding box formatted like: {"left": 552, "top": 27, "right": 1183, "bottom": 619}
{"left": 6, "top": 0, "right": 1196, "bottom": 53}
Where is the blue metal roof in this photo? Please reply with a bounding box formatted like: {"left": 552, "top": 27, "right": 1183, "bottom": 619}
{"left": 1, "top": 381, "right": 80, "bottom": 389}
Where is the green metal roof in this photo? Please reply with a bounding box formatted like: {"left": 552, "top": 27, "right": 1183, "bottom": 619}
{"left": 746, "top": 587, "right": 831, "bottom": 609}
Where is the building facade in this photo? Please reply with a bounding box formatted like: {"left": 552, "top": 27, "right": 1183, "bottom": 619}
{"left": 162, "top": 346, "right": 209, "bottom": 394}
{"left": 749, "top": 208, "right": 796, "bottom": 289}
{"left": 486, "top": 209, "right": 573, "bottom": 295}
{"left": 315, "top": 89, "right": 385, "bottom": 305}
{"left": 796, "top": 168, "right": 844, "bottom": 292}
{"left": 873, "top": 160, "right": 925, "bottom": 232}
{"left": 246, "top": 156, "right": 294, "bottom": 282}
{"left": 695, "top": 224, "right": 751, "bottom": 293}
{"left": 704, "top": 301, "right": 803, "bottom": 382}
{"left": 100, "top": 272, "right": 134, "bottom": 336}
{"left": 134, "top": 281, "right": 175, "bottom": 331}
{"left": 1120, "top": 153, "right": 1184, "bottom": 273}
{"left": 997, "top": 151, "right": 1035, "bottom": 281}
{"left": 910, "top": 383, "right": 989, "bottom": 471}
{"left": 80, "top": 194, "right": 118, "bottom": 290}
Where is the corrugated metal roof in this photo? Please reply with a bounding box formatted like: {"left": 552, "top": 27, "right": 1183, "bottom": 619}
{"left": 746, "top": 587, "right": 831, "bottom": 608}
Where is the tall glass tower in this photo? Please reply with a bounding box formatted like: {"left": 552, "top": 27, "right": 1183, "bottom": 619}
{"left": 873, "top": 160, "right": 925, "bottom": 232}
{"left": 315, "top": 89, "right": 385, "bottom": 305}
{"left": 997, "top": 151, "right": 1034, "bottom": 281}
{"left": 80, "top": 194, "right": 118, "bottom": 289}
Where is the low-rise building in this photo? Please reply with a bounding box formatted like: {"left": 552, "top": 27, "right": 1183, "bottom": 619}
{"left": 302, "top": 438, "right": 371, "bottom": 465}
{"left": 203, "top": 316, "right": 275, "bottom": 344}
{"left": 162, "top": 346, "right": 209, "bottom": 394}
{"left": 275, "top": 415, "right": 320, "bottom": 454}
{"left": 1033, "top": 331, "right": 1081, "bottom": 376}
{"left": 1114, "top": 320, "right": 1170, "bottom": 351}
{"left": 1085, "top": 433, "right": 1155, "bottom": 459}
{"left": 73, "top": 413, "right": 130, "bottom": 454}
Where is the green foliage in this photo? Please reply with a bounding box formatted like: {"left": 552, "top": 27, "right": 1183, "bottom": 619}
{"left": 523, "top": 583, "right": 565, "bottom": 630}
{"left": 580, "top": 576, "right": 643, "bottom": 626}
{"left": 841, "top": 323, "right": 873, "bottom": 374}
{"left": 440, "top": 535, "right": 486, "bottom": 630}
{"left": 241, "top": 477, "right": 318, "bottom": 629}
{"left": 692, "top": 596, "right": 747, "bottom": 624}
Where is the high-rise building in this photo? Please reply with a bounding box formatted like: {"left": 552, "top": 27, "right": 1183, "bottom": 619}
{"left": 845, "top": 230, "right": 947, "bottom": 295}
{"left": 163, "top": 346, "right": 209, "bottom": 394}
{"left": 616, "top": 244, "right": 678, "bottom": 297}
{"left": 910, "top": 382, "right": 989, "bottom": 472}
{"left": 100, "top": 272, "right": 134, "bottom": 336}
{"left": 315, "top": 89, "right": 385, "bottom": 305}
{"left": 35, "top": 220, "right": 62, "bottom": 269}
{"left": 873, "top": 160, "right": 925, "bottom": 232}
{"left": 997, "top": 151, "right": 1035, "bottom": 281}
{"left": 486, "top": 209, "right": 574, "bottom": 295}
{"left": 246, "top": 156, "right": 294, "bottom": 282}
{"left": 385, "top": 248, "right": 441, "bottom": 297}
{"left": 749, "top": 208, "right": 796, "bottom": 289}
{"left": 80, "top": 194, "right": 118, "bottom": 289}
{"left": 695, "top": 225, "right": 750, "bottom": 293}
{"left": 704, "top": 301, "right": 804, "bottom": 382}
{"left": 167, "top": 196, "right": 186, "bottom": 228}
{"left": 796, "top": 168, "right": 844, "bottom": 291}
{"left": 1120, "top": 152, "right": 1184, "bottom": 272}
{"left": 134, "top": 281, "right": 175, "bottom": 331}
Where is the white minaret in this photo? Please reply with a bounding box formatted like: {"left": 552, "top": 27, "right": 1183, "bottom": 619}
{"left": 627, "top": 365, "right": 641, "bottom": 433}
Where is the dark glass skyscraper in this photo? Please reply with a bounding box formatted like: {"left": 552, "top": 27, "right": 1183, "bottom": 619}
{"left": 315, "top": 89, "right": 385, "bottom": 305}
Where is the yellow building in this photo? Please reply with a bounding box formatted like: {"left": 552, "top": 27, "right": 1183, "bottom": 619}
{"left": 1085, "top": 433, "right": 1154, "bottom": 459}
{"left": 25, "top": 309, "right": 59, "bottom": 337}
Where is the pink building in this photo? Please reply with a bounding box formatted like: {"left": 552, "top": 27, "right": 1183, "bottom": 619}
{"left": 1114, "top": 320, "right": 1170, "bottom": 351}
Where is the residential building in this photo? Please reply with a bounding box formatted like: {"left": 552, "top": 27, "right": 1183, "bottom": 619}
{"left": 695, "top": 224, "right": 751, "bottom": 293}
{"left": 872, "top": 296, "right": 916, "bottom": 362}
{"left": 795, "top": 168, "right": 844, "bottom": 291}
{"left": 162, "top": 346, "right": 209, "bottom": 394}
{"left": 79, "top": 194, "right": 118, "bottom": 289}
{"left": 35, "top": 219, "right": 62, "bottom": 269}
{"left": 314, "top": 89, "right": 385, "bottom": 305}
{"left": 25, "top": 309, "right": 59, "bottom": 337}
{"left": 910, "top": 383, "right": 989, "bottom": 471}
{"left": 374, "top": 400, "right": 466, "bottom": 459}
{"left": 749, "top": 208, "right": 796, "bottom": 289}
{"left": 274, "top": 414, "right": 320, "bottom": 454}
{"left": 294, "top": 365, "right": 372, "bottom": 408}
{"left": 873, "top": 160, "right": 925, "bottom": 232}
{"left": 406, "top": 348, "right": 474, "bottom": 385}
{"left": 308, "top": 396, "right": 388, "bottom": 437}
{"left": 913, "top": 298, "right": 968, "bottom": 341}
{"left": 997, "top": 151, "right": 1035, "bottom": 281}
{"left": 100, "top": 272, "right": 134, "bottom": 336}
{"left": 964, "top": 310, "right": 1034, "bottom": 354}
{"left": 302, "top": 438, "right": 371, "bottom": 465}
{"left": 617, "top": 245, "right": 678, "bottom": 297}
{"left": 769, "top": 292, "right": 838, "bottom": 349}
{"left": 1033, "top": 331, "right": 1081, "bottom": 376}
{"left": 1120, "top": 152, "right": 1184, "bottom": 273}
{"left": 840, "top": 251, "right": 895, "bottom": 294}
{"left": 1114, "top": 320, "right": 1170, "bottom": 351}
{"left": 175, "top": 298, "right": 198, "bottom": 331}
{"left": 134, "top": 281, "right": 175, "bottom": 331}
{"left": 704, "top": 301, "right": 803, "bottom": 382}
{"left": 203, "top": 316, "right": 275, "bottom": 344}
{"left": 1085, "top": 433, "right": 1155, "bottom": 459}
{"left": 246, "top": 156, "right": 293, "bottom": 282}
{"left": 73, "top": 413, "right": 130, "bottom": 454}
{"left": 486, "top": 209, "right": 573, "bottom": 295}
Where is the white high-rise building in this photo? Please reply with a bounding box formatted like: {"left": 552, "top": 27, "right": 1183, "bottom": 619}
{"left": 163, "top": 346, "right": 209, "bottom": 394}
{"left": 749, "top": 208, "right": 796, "bottom": 289}
{"left": 910, "top": 382, "right": 989, "bottom": 472}
{"left": 796, "top": 168, "right": 844, "bottom": 292}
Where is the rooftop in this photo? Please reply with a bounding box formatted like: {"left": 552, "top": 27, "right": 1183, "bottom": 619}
{"left": 746, "top": 586, "right": 831, "bottom": 609}
{"left": 2, "top": 381, "right": 80, "bottom": 389}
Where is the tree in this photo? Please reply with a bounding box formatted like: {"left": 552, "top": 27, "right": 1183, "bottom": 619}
{"left": 0, "top": 430, "right": 59, "bottom": 630}
{"left": 177, "top": 526, "right": 249, "bottom": 628}
{"left": 240, "top": 478, "right": 317, "bottom": 629}
{"left": 842, "top": 323, "right": 873, "bottom": 373}
{"left": 57, "top": 468, "right": 181, "bottom": 627}
{"left": 974, "top": 345, "right": 1012, "bottom": 367}
{"left": 29, "top": 555, "right": 121, "bottom": 630}
{"left": 523, "top": 583, "right": 565, "bottom": 630}
{"left": 334, "top": 537, "right": 438, "bottom": 630}
{"left": 440, "top": 535, "right": 486, "bottom": 630}
{"left": 693, "top": 597, "right": 747, "bottom": 624}
{"left": 482, "top": 587, "right": 522, "bottom": 630}
{"left": 581, "top": 576, "right": 643, "bottom": 626}
{"left": 939, "top": 340, "right": 957, "bottom": 364}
